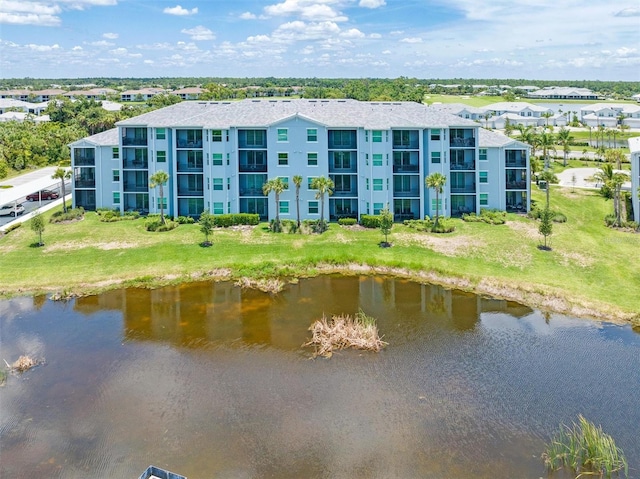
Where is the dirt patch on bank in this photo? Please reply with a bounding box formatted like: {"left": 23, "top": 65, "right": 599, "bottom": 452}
{"left": 394, "top": 232, "right": 481, "bottom": 257}
{"left": 506, "top": 220, "right": 539, "bottom": 240}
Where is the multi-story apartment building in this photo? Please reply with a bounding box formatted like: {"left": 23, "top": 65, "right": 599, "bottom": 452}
{"left": 69, "top": 99, "right": 530, "bottom": 221}
{"left": 629, "top": 137, "right": 640, "bottom": 223}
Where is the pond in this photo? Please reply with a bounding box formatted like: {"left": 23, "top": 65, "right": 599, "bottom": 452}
{"left": 1, "top": 276, "right": 639, "bottom": 479}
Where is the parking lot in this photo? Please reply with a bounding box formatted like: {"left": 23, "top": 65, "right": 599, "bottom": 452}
{"left": 0, "top": 167, "right": 71, "bottom": 229}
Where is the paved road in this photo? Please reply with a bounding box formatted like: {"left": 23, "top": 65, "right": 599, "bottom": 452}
{"left": 555, "top": 167, "right": 632, "bottom": 190}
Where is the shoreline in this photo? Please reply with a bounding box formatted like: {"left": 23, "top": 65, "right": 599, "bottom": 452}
{"left": 6, "top": 262, "right": 638, "bottom": 328}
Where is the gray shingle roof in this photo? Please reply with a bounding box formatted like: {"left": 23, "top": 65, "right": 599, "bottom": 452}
{"left": 70, "top": 127, "right": 119, "bottom": 146}
{"left": 116, "top": 99, "right": 479, "bottom": 130}
{"left": 478, "top": 128, "right": 529, "bottom": 148}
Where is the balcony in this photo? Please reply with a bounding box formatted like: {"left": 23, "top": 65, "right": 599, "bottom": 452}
{"left": 239, "top": 188, "right": 265, "bottom": 196}
{"left": 506, "top": 181, "right": 528, "bottom": 190}
{"left": 74, "top": 178, "right": 95, "bottom": 189}
{"left": 450, "top": 162, "right": 476, "bottom": 171}
{"left": 332, "top": 188, "right": 358, "bottom": 197}
{"left": 176, "top": 140, "right": 203, "bottom": 149}
{"left": 122, "top": 136, "right": 147, "bottom": 146}
{"left": 506, "top": 150, "right": 527, "bottom": 167}
{"left": 239, "top": 163, "right": 267, "bottom": 173}
{"left": 177, "top": 162, "right": 203, "bottom": 173}
{"left": 393, "top": 164, "right": 419, "bottom": 173}
{"left": 393, "top": 189, "right": 420, "bottom": 198}
{"left": 74, "top": 154, "right": 95, "bottom": 166}
{"left": 450, "top": 137, "right": 476, "bottom": 148}
{"left": 177, "top": 189, "right": 204, "bottom": 197}
{"left": 451, "top": 184, "right": 476, "bottom": 194}
{"left": 123, "top": 159, "right": 149, "bottom": 170}
{"left": 123, "top": 182, "right": 148, "bottom": 193}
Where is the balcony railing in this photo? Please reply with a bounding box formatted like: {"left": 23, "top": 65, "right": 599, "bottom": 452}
{"left": 239, "top": 164, "right": 267, "bottom": 173}
{"left": 506, "top": 181, "right": 528, "bottom": 190}
{"left": 393, "top": 189, "right": 420, "bottom": 197}
{"left": 328, "top": 165, "right": 357, "bottom": 173}
{"left": 122, "top": 137, "right": 147, "bottom": 146}
{"left": 177, "top": 140, "right": 203, "bottom": 149}
{"left": 123, "top": 183, "right": 148, "bottom": 192}
{"left": 177, "top": 189, "right": 204, "bottom": 197}
{"left": 332, "top": 188, "right": 358, "bottom": 197}
{"left": 451, "top": 185, "right": 476, "bottom": 193}
{"left": 450, "top": 162, "right": 476, "bottom": 171}
{"left": 393, "top": 164, "right": 419, "bottom": 173}
{"left": 74, "top": 179, "right": 95, "bottom": 188}
{"left": 239, "top": 188, "right": 265, "bottom": 196}
{"left": 123, "top": 160, "right": 149, "bottom": 169}
{"left": 450, "top": 137, "right": 476, "bottom": 148}
{"left": 177, "top": 163, "right": 203, "bottom": 173}
{"left": 506, "top": 160, "right": 527, "bottom": 168}
{"left": 74, "top": 156, "right": 95, "bottom": 166}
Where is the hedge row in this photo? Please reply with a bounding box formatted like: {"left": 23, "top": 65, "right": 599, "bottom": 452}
{"left": 212, "top": 213, "right": 260, "bottom": 227}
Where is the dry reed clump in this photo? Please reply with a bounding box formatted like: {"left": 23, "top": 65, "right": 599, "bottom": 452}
{"left": 5, "top": 355, "right": 43, "bottom": 373}
{"left": 304, "top": 310, "right": 387, "bottom": 358}
{"left": 235, "top": 277, "right": 285, "bottom": 294}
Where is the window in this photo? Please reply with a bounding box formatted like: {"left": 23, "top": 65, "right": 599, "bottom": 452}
{"left": 157, "top": 196, "right": 167, "bottom": 209}
{"left": 279, "top": 201, "right": 289, "bottom": 214}
{"left": 308, "top": 201, "right": 318, "bottom": 214}
{"left": 307, "top": 128, "right": 317, "bottom": 142}
{"left": 157, "top": 151, "right": 166, "bottom": 163}
{"left": 278, "top": 152, "right": 288, "bottom": 166}
{"left": 113, "top": 192, "right": 120, "bottom": 204}
{"left": 112, "top": 170, "right": 120, "bottom": 182}
{"left": 112, "top": 147, "right": 119, "bottom": 159}
{"left": 373, "top": 179, "right": 383, "bottom": 191}
{"left": 373, "top": 154, "right": 383, "bottom": 166}
{"left": 373, "top": 203, "right": 383, "bottom": 215}
{"left": 213, "top": 178, "right": 223, "bottom": 191}
{"left": 307, "top": 152, "right": 318, "bottom": 166}
{"left": 245, "top": 130, "right": 265, "bottom": 147}
{"left": 480, "top": 193, "right": 489, "bottom": 206}
{"left": 431, "top": 129, "right": 441, "bottom": 141}
{"left": 479, "top": 148, "right": 487, "bottom": 161}
{"left": 277, "top": 128, "right": 288, "bottom": 142}
{"left": 279, "top": 176, "right": 289, "bottom": 189}
{"left": 431, "top": 198, "right": 442, "bottom": 212}
{"left": 372, "top": 130, "right": 382, "bottom": 142}
{"left": 156, "top": 128, "right": 165, "bottom": 140}
{"left": 308, "top": 177, "right": 317, "bottom": 189}
{"left": 211, "top": 130, "right": 222, "bottom": 142}
{"left": 366, "top": 178, "right": 369, "bottom": 190}
{"left": 333, "top": 151, "right": 351, "bottom": 169}
{"left": 479, "top": 171, "right": 488, "bottom": 183}
{"left": 213, "top": 202, "right": 224, "bottom": 215}
{"left": 186, "top": 151, "right": 202, "bottom": 169}
{"left": 431, "top": 152, "right": 441, "bottom": 164}
{"left": 212, "top": 153, "right": 223, "bottom": 166}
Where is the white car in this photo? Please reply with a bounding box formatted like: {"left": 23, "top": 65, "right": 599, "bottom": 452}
{"left": 0, "top": 203, "right": 25, "bottom": 217}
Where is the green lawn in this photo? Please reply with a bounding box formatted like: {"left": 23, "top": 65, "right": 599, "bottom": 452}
{"left": 1, "top": 189, "right": 638, "bottom": 324}
{"left": 423, "top": 94, "right": 505, "bottom": 107}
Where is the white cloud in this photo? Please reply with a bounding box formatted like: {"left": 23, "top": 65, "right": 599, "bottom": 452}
{"left": 340, "top": 28, "right": 365, "bottom": 38}
{"left": 247, "top": 34, "right": 271, "bottom": 43}
{"left": 615, "top": 8, "right": 640, "bottom": 17}
{"left": 400, "top": 37, "right": 422, "bottom": 43}
{"left": 359, "top": 0, "right": 385, "bottom": 8}
{"left": 26, "top": 43, "right": 60, "bottom": 51}
{"left": 72, "top": 45, "right": 82, "bottom": 50}
{"left": 103, "top": 32, "right": 118, "bottom": 39}
{"left": 109, "top": 47, "right": 127, "bottom": 55}
{"left": 144, "top": 59, "right": 154, "bottom": 64}
{"left": 264, "top": 0, "right": 347, "bottom": 22}
{"left": 87, "top": 40, "right": 114, "bottom": 47}
{"left": 163, "top": 5, "right": 198, "bottom": 16}
{"left": 181, "top": 25, "right": 214, "bottom": 41}
{"left": 369, "top": 33, "right": 381, "bottom": 39}
{"left": 240, "top": 11, "right": 256, "bottom": 19}
{"left": 0, "top": 0, "right": 116, "bottom": 26}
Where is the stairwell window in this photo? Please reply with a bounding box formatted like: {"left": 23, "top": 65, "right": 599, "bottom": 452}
{"left": 213, "top": 202, "right": 224, "bottom": 214}
{"left": 431, "top": 129, "right": 441, "bottom": 141}
{"left": 372, "top": 130, "right": 382, "bottom": 143}
{"left": 278, "top": 153, "right": 289, "bottom": 166}
{"left": 157, "top": 151, "right": 166, "bottom": 163}
{"left": 307, "top": 152, "right": 318, "bottom": 166}
{"left": 212, "top": 153, "right": 223, "bottom": 166}
{"left": 479, "top": 149, "right": 487, "bottom": 161}
{"left": 373, "top": 154, "right": 383, "bottom": 166}
{"left": 279, "top": 201, "right": 289, "bottom": 214}
{"left": 307, "top": 129, "right": 317, "bottom": 142}
{"left": 431, "top": 152, "right": 441, "bottom": 164}
{"left": 479, "top": 171, "right": 488, "bottom": 183}
{"left": 480, "top": 193, "right": 489, "bottom": 206}
{"left": 277, "top": 129, "right": 288, "bottom": 142}
{"left": 308, "top": 201, "right": 318, "bottom": 214}
{"left": 211, "top": 130, "right": 222, "bottom": 142}
{"left": 156, "top": 128, "right": 166, "bottom": 140}
{"left": 373, "top": 179, "right": 383, "bottom": 191}
{"left": 213, "top": 178, "right": 223, "bottom": 191}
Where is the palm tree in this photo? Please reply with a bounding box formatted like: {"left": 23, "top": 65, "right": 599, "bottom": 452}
{"left": 52, "top": 167, "right": 72, "bottom": 213}
{"left": 541, "top": 111, "right": 553, "bottom": 128}
{"left": 262, "top": 177, "right": 288, "bottom": 232}
{"left": 593, "top": 163, "right": 615, "bottom": 199}
{"left": 425, "top": 172, "right": 446, "bottom": 227}
{"left": 149, "top": 170, "right": 169, "bottom": 225}
{"left": 292, "top": 175, "right": 303, "bottom": 230}
{"left": 482, "top": 112, "right": 493, "bottom": 129}
{"left": 516, "top": 125, "right": 537, "bottom": 157}
{"left": 539, "top": 170, "right": 556, "bottom": 209}
{"left": 536, "top": 129, "right": 556, "bottom": 169}
{"left": 610, "top": 172, "right": 629, "bottom": 227}
{"left": 556, "top": 127, "right": 573, "bottom": 167}
{"left": 310, "top": 176, "right": 334, "bottom": 232}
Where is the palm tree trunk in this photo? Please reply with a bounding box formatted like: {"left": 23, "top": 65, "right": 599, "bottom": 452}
{"left": 296, "top": 188, "right": 300, "bottom": 229}
{"left": 60, "top": 180, "right": 67, "bottom": 213}
{"left": 275, "top": 192, "right": 280, "bottom": 232}
{"left": 159, "top": 185, "right": 165, "bottom": 224}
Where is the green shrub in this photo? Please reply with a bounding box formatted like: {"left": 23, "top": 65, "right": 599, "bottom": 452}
{"left": 280, "top": 219, "right": 299, "bottom": 233}
{"left": 3, "top": 222, "right": 22, "bottom": 234}
{"left": 213, "top": 213, "right": 260, "bottom": 227}
{"left": 431, "top": 219, "right": 456, "bottom": 233}
{"left": 338, "top": 217, "right": 357, "bottom": 226}
{"left": 177, "top": 215, "right": 195, "bottom": 224}
{"left": 145, "top": 218, "right": 178, "bottom": 232}
{"left": 50, "top": 207, "right": 84, "bottom": 223}
{"left": 604, "top": 214, "right": 616, "bottom": 227}
{"left": 360, "top": 215, "right": 381, "bottom": 228}
{"left": 479, "top": 208, "right": 507, "bottom": 225}
{"left": 552, "top": 212, "right": 567, "bottom": 223}
{"left": 403, "top": 219, "right": 432, "bottom": 231}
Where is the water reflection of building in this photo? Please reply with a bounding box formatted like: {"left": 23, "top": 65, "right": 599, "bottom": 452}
{"left": 72, "top": 277, "right": 532, "bottom": 349}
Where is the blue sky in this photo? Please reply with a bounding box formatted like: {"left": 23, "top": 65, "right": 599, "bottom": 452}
{"left": 1, "top": 0, "right": 639, "bottom": 81}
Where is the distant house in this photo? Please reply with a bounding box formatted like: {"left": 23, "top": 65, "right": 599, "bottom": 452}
{"left": 0, "top": 112, "right": 50, "bottom": 123}
{"left": 0, "top": 98, "right": 47, "bottom": 115}
{"left": 121, "top": 88, "right": 165, "bottom": 102}
{"left": 631, "top": 93, "right": 640, "bottom": 103}
{"left": 64, "top": 88, "right": 117, "bottom": 100}
{"left": 580, "top": 103, "right": 640, "bottom": 128}
{"left": 173, "top": 87, "right": 205, "bottom": 100}
{"left": 428, "top": 103, "right": 486, "bottom": 121}
{"left": 481, "top": 102, "right": 558, "bottom": 127}
{"left": 528, "top": 87, "right": 598, "bottom": 100}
